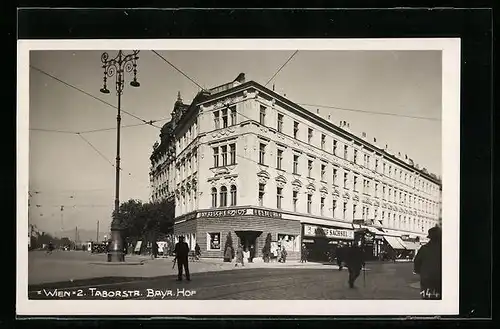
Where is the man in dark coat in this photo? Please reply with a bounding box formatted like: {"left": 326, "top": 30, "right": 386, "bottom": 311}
{"left": 414, "top": 226, "right": 442, "bottom": 299}
{"left": 345, "top": 241, "right": 365, "bottom": 288}
{"left": 174, "top": 236, "right": 191, "bottom": 281}
{"left": 336, "top": 245, "right": 344, "bottom": 270}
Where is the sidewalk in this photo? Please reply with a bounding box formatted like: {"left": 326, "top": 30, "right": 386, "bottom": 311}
{"left": 27, "top": 251, "right": 338, "bottom": 285}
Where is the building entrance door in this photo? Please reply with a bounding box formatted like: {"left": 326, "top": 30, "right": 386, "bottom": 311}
{"left": 235, "top": 230, "right": 262, "bottom": 261}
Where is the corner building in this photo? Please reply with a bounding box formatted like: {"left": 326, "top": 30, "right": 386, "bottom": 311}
{"left": 150, "top": 73, "right": 442, "bottom": 261}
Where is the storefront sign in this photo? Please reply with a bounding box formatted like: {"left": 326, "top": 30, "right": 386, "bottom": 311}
{"left": 199, "top": 208, "right": 249, "bottom": 218}
{"left": 303, "top": 224, "right": 354, "bottom": 240}
{"left": 253, "top": 208, "right": 282, "bottom": 218}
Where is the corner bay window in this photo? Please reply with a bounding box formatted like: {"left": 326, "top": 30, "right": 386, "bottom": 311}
{"left": 213, "top": 143, "right": 236, "bottom": 167}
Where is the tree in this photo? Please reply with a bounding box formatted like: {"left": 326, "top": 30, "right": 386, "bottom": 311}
{"left": 262, "top": 233, "right": 272, "bottom": 262}
{"left": 113, "top": 199, "right": 146, "bottom": 241}
{"left": 224, "top": 232, "right": 234, "bottom": 262}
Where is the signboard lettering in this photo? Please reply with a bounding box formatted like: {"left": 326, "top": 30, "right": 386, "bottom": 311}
{"left": 303, "top": 224, "right": 354, "bottom": 240}
{"left": 199, "top": 208, "right": 248, "bottom": 218}
{"left": 253, "top": 209, "right": 282, "bottom": 218}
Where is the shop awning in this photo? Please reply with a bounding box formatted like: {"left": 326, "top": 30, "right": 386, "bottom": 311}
{"left": 383, "top": 235, "right": 406, "bottom": 250}
{"left": 399, "top": 240, "right": 421, "bottom": 250}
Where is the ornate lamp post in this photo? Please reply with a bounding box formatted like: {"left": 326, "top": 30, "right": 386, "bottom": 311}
{"left": 99, "top": 50, "right": 141, "bottom": 262}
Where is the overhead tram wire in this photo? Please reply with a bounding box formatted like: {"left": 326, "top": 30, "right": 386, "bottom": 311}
{"left": 151, "top": 50, "right": 207, "bottom": 91}
{"left": 265, "top": 50, "right": 299, "bottom": 87}
{"left": 29, "top": 65, "right": 162, "bottom": 129}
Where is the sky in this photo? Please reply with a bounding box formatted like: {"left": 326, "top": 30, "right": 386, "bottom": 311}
{"left": 27, "top": 49, "right": 442, "bottom": 238}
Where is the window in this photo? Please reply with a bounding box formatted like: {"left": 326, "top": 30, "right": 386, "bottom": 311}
{"left": 307, "top": 194, "right": 312, "bottom": 214}
{"left": 389, "top": 166, "right": 392, "bottom": 176}
{"left": 375, "top": 159, "right": 379, "bottom": 171}
{"left": 333, "top": 140, "right": 337, "bottom": 155}
{"left": 230, "top": 144, "right": 236, "bottom": 164}
{"left": 293, "top": 121, "right": 299, "bottom": 138}
{"left": 230, "top": 106, "right": 237, "bottom": 125}
{"left": 321, "top": 164, "right": 326, "bottom": 181}
{"left": 277, "top": 187, "right": 283, "bottom": 209}
{"left": 353, "top": 204, "right": 357, "bottom": 220}
{"left": 230, "top": 185, "right": 237, "bottom": 206}
{"left": 277, "top": 113, "right": 284, "bottom": 132}
{"left": 366, "top": 155, "right": 370, "bottom": 168}
{"left": 222, "top": 108, "right": 228, "bottom": 128}
{"left": 207, "top": 232, "right": 221, "bottom": 250}
{"left": 221, "top": 145, "right": 228, "bottom": 166}
{"left": 404, "top": 173, "right": 407, "bottom": 184}
{"left": 321, "top": 134, "right": 326, "bottom": 149}
{"left": 260, "top": 105, "right": 266, "bottom": 125}
{"left": 211, "top": 187, "right": 217, "bottom": 208}
{"left": 344, "top": 172, "right": 348, "bottom": 188}
{"left": 259, "top": 143, "right": 266, "bottom": 165}
{"left": 353, "top": 149, "right": 358, "bottom": 163}
{"left": 383, "top": 162, "right": 386, "bottom": 174}
{"left": 258, "top": 183, "right": 265, "bottom": 206}
{"left": 375, "top": 183, "right": 379, "bottom": 198}
{"left": 308, "top": 128, "right": 313, "bottom": 143}
{"left": 333, "top": 167, "right": 338, "bottom": 185}
{"left": 214, "top": 111, "right": 220, "bottom": 129}
{"left": 343, "top": 202, "right": 347, "bottom": 219}
{"left": 344, "top": 145, "right": 348, "bottom": 159}
{"left": 220, "top": 186, "right": 228, "bottom": 207}
{"left": 399, "top": 191, "right": 402, "bottom": 204}
{"left": 354, "top": 176, "right": 358, "bottom": 191}
{"left": 320, "top": 197, "right": 325, "bottom": 216}
{"left": 293, "top": 191, "right": 298, "bottom": 212}
{"left": 293, "top": 154, "right": 299, "bottom": 174}
{"left": 213, "top": 147, "right": 219, "bottom": 167}
{"left": 332, "top": 199, "right": 337, "bottom": 217}
{"left": 308, "top": 160, "right": 313, "bottom": 177}
{"left": 383, "top": 185, "right": 386, "bottom": 199}
{"left": 277, "top": 149, "right": 283, "bottom": 169}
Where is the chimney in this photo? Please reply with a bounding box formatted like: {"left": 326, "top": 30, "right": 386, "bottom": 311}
{"left": 316, "top": 109, "right": 320, "bottom": 114}
{"left": 272, "top": 84, "right": 275, "bottom": 91}
{"left": 328, "top": 114, "right": 331, "bottom": 120}
{"left": 373, "top": 137, "right": 377, "bottom": 143}
{"left": 362, "top": 132, "right": 367, "bottom": 138}
{"left": 405, "top": 154, "right": 408, "bottom": 160}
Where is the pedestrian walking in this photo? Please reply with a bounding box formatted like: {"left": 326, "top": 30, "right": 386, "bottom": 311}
{"left": 300, "top": 243, "right": 308, "bottom": 263}
{"left": 174, "top": 236, "right": 191, "bottom": 281}
{"left": 195, "top": 243, "right": 201, "bottom": 260}
{"left": 345, "top": 240, "right": 365, "bottom": 288}
{"left": 235, "top": 244, "right": 244, "bottom": 267}
{"left": 249, "top": 244, "right": 255, "bottom": 263}
{"left": 280, "top": 246, "right": 287, "bottom": 263}
{"left": 413, "top": 226, "right": 442, "bottom": 299}
{"left": 47, "top": 241, "right": 54, "bottom": 255}
{"left": 151, "top": 241, "right": 159, "bottom": 259}
{"left": 336, "top": 245, "right": 344, "bottom": 271}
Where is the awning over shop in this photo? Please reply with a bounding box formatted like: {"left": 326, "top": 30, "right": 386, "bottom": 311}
{"left": 399, "top": 240, "right": 421, "bottom": 251}
{"left": 383, "top": 235, "right": 407, "bottom": 250}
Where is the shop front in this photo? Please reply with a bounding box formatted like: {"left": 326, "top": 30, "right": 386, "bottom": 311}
{"left": 302, "top": 223, "right": 355, "bottom": 262}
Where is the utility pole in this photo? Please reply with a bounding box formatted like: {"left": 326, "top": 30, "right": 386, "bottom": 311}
{"left": 96, "top": 220, "right": 99, "bottom": 243}
{"left": 60, "top": 205, "right": 64, "bottom": 238}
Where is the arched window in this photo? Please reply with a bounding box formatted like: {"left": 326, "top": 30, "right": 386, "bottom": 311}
{"left": 220, "top": 186, "right": 228, "bottom": 207}
{"left": 230, "top": 185, "right": 237, "bottom": 206}
{"left": 211, "top": 187, "right": 217, "bottom": 208}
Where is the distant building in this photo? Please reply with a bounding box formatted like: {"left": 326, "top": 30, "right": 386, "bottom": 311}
{"left": 149, "top": 73, "right": 442, "bottom": 260}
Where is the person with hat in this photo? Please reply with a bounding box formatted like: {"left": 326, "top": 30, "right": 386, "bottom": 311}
{"left": 413, "top": 226, "right": 442, "bottom": 299}
{"left": 174, "top": 236, "right": 191, "bottom": 281}
{"left": 345, "top": 239, "right": 365, "bottom": 288}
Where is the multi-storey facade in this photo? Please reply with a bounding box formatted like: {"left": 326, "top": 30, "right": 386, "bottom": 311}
{"left": 150, "top": 73, "right": 442, "bottom": 260}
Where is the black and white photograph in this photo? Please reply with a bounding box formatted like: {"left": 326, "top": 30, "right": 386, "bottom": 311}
{"left": 17, "top": 39, "right": 460, "bottom": 316}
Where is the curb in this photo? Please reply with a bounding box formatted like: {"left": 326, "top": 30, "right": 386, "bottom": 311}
{"left": 88, "top": 260, "right": 146, "bottom": 266}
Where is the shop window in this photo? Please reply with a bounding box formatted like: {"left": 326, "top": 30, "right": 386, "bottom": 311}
{"left": 207, "top": 232, "right": 221, "bottom": 251}
{"left": 278, "top": 234, "right": 298, "bottom": 252}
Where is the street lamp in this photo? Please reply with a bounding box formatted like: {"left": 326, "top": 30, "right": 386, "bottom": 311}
{"left": 99, "top": 50, "right": 141, "bottom": 262}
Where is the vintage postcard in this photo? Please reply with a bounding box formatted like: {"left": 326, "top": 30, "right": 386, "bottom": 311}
{"left": 17, "top": 38, "right": 460, "bottom": 316}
